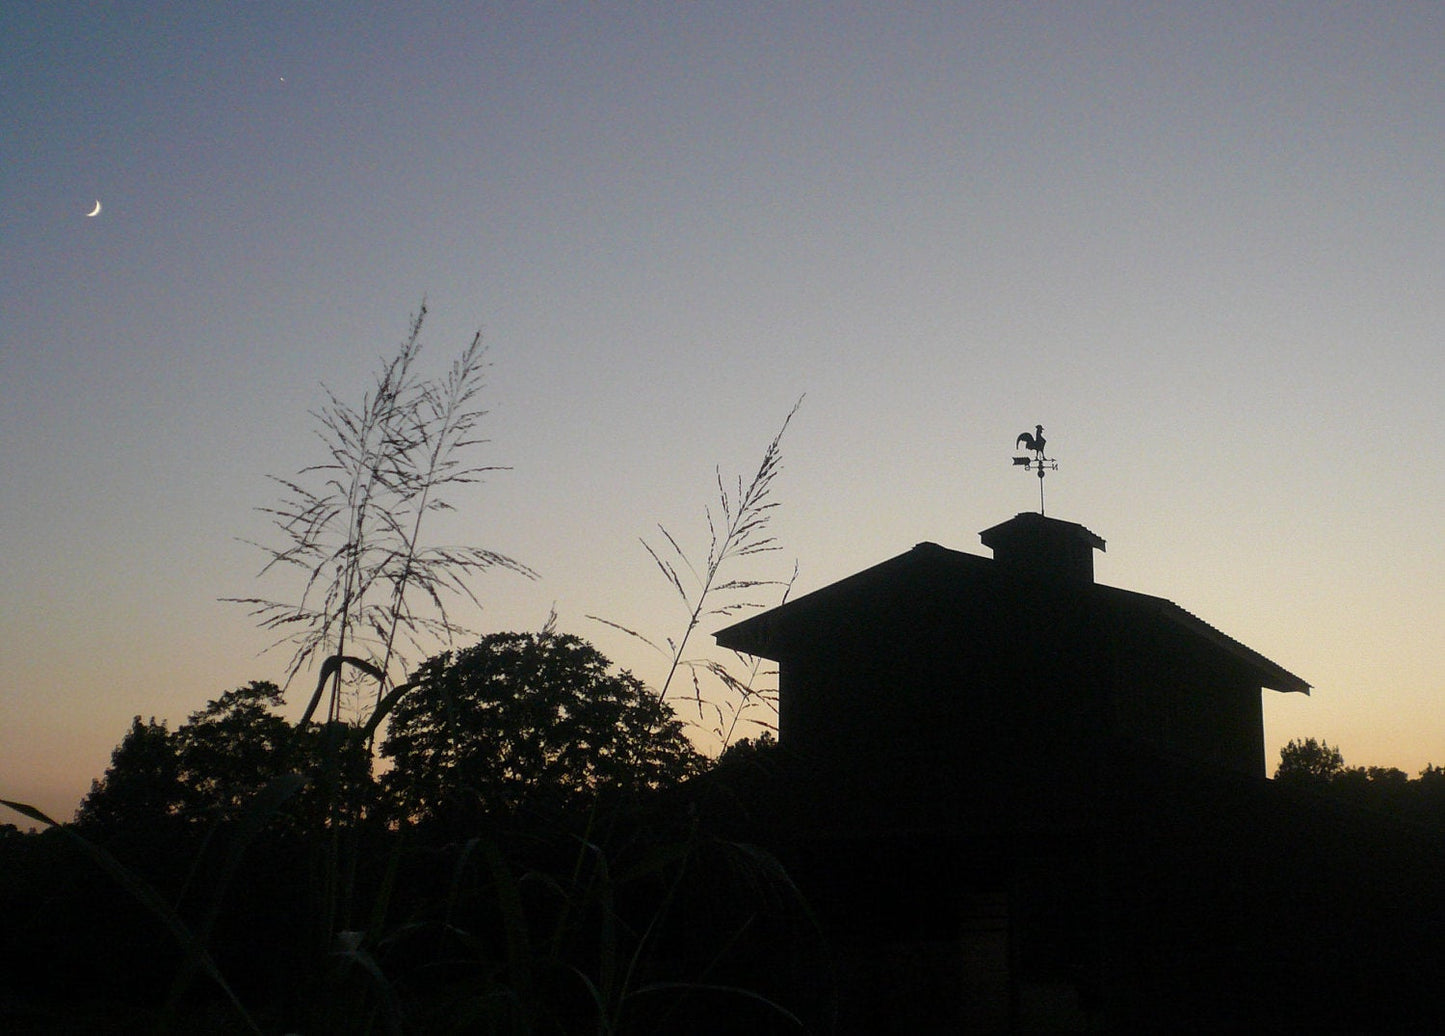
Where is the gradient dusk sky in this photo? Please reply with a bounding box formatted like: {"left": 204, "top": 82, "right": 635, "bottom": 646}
{"left": 4, "top": 3, "right": 1444, "bottom": 822}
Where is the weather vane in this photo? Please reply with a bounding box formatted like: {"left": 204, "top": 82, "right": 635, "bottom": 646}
{"left": 1012, "top": 424, "right": 1057, "bottom": 514}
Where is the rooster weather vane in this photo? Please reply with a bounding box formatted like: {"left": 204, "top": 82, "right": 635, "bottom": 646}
{"left": 1012, "top": 424, "right": 1058, "bottom": 514}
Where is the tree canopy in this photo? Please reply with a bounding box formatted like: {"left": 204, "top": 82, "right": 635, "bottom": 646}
{"left": 76, "top": 716, "right": 183, "bottom": 834}
{"left": 381, "top": 631, "right": 704, "bottom": 825}
{"left": 1274, "top": 737, "right": 1346, "bottom": 785}
{"left": 76, "top": 681, "right": 371, "bottom": 834}
{"left": 172, "top": 681, "right": 297, "bottom": 820}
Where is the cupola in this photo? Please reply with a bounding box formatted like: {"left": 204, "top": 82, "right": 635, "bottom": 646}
{"left": 979, "top": 512, "right": 1105, "bottom": 584}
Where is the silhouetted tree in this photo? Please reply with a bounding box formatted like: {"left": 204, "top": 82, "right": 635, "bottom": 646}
{"left": 171, "top": 680, "right": 376, "bottom": 831}
{"left": 1328, "top": 764, "right": 1411, "bottom": 816}
{"left": 1274, "top": 737, "right": 1346, "bottom": 786}
{"left": 77, "top": 683, "right": 374, "bottom": 837}
{"left": 715, "top": 730, "right": 779, "bottom": 768}
{"left": 381, "top": 631, "right": 704, "bottom": 826}
{"left": 1408, "top": 764, "right": 1445, "bottom": 828}
{"left": 75, "top": 716, "right": 183, "bottom": 834}
{"left": 171, "top": 681, "right": 297, "bottom": 821}
{"left": 1333, "top": 765, "right": 1409, "bottom": 790}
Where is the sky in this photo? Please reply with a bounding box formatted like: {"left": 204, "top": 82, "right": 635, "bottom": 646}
{"left": 4, "top": 2, "right": 1444, "bottom": 823}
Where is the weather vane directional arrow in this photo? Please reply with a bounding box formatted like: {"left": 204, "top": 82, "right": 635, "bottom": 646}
{"left": 1012, "top": 424, "right": 1058, "bottom": 514}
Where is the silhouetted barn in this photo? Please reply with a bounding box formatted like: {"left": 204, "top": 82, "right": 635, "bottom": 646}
{"left": 717, "top": 512, "right": 1308, "bottom": 840}
{"left": 710, "top": 513, "right": 1445, "bottom": 1031}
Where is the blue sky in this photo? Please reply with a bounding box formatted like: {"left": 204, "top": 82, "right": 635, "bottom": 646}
{"left": 4, "top": 2, "right": 1444, "bottom": 821}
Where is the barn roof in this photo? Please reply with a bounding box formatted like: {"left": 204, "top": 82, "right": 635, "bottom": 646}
{"left": 715, "top": 539, "right": 1310, "bottom": 696}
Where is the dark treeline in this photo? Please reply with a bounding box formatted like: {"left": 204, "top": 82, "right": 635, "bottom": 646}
{"left": 10, "top": 707, "right": 1445, "bottom": 1032}
{"left": 0, "top": 632, "right": 815, "bottom": 1034}
{"left": 1274, "top": 735, "right": 1445, "bottom": 825}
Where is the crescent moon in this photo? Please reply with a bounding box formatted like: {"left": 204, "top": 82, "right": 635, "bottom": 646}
{"left": 85, "top": 199, "right": 102, "bottom": 218}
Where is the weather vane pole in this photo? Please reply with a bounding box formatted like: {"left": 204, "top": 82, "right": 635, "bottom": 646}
{"left": 1012, "top": 424, "right": 1057, "bottom": 514}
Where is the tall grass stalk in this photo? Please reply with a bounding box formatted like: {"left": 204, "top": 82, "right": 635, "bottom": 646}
{"left": 218, "top": 304, "right": 534, "bottom": 1025}
{"left": 593, "top": 397, "right": 801, "bottom": 749}
{"left": 227, "top": 301, "right": 534, "bottom": 729}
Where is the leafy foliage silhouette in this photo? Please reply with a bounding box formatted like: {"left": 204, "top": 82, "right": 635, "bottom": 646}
{"left": 76, "top": 682, "right": 373, "bottom": 837}
{"left": 75, "top": 716, "right": 183, "bottom": 835}
{"left": 1274, "top": 736, "right": 1346, "bottom": 785}
{"left": 1274, "top": 738, "right": 1434, "bottom": 820}
{"left": 382, "top": 630, "right": 704, "bottom": 827}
